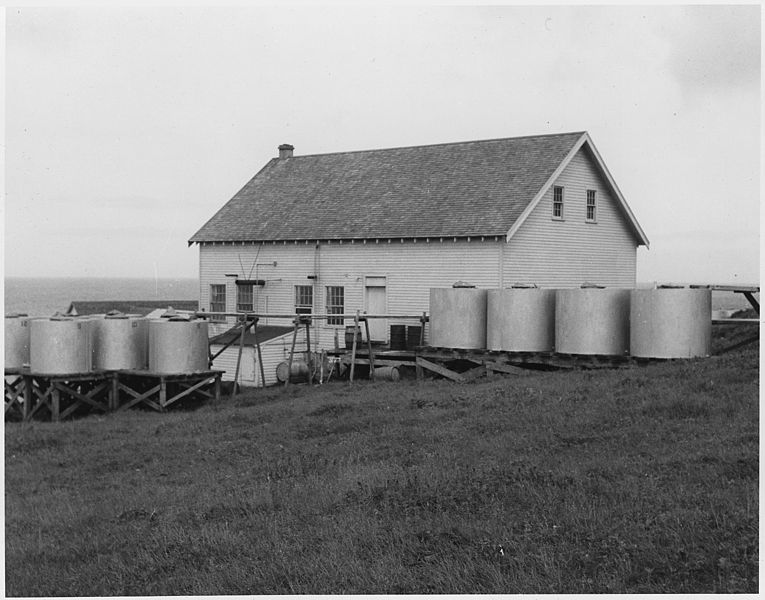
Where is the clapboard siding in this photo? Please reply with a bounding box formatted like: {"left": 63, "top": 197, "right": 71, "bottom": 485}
{"left": 200, "top": 240, "right": 504, "bottom": 346}
{"left": 505, "top": 147, "right": 637, "bottom": 287}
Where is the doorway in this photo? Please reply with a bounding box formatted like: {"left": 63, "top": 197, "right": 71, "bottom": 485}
{"left": 364, "top": 276, "right": 387, "bottom": 342}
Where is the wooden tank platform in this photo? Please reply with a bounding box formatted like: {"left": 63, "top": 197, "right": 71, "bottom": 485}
{"left": 414, "top": 347, "right": 643, "bottom": 382}
{"left": 5, "top": 368, "right": 223, "bottom": 422}
{"left": 113, "top": 370, "right": 223, "bottom": 412}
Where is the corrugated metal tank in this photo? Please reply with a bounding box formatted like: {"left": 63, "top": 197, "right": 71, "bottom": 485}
{"left": 5, "top": 314, "right": 32, "bottom": 369}
{"left": 429, "top": 287, "right": 488, "bottom": 349}
{"left": 486, "top": 287, "right": 556, "bottom": 352}
{"left": 148, "top": 319, "right": 209, "bottom": 374}
{"left": 630, "top": 287, "right": 712, "bottom": 358}
{"left": 30, "top": 317, "right": 94, "bottom": 374}
{"left": 92, "top": 314, "right": 149, "bottom": 370}
{"left": 555, "top": 288, "right": 631, "bottom": 355}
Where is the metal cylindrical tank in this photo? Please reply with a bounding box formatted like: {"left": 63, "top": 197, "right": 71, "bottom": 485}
{"left": 487, "top": 287, "right": 556, "bottom": 352}
{"left": 555, "top": 288, "right": 631, "bottom": 355}
{"left": 630, "top": 287, "right": 711, "bottom": 358}
{"left": 30, "top": 317, "right": 94, "bottom": 374}
{"left": 429, "top": 288, "right": 488, "bottom": 349}
{"left": 92, "top": 314, "right": 149, "bottom": 370}
{"left": 148, "top": 319, "right": 209, "bottom": 374}
{"left": 276, "top": 360, "right": 310, "bottom": 383}
{"left": 5, "top": 314, "right": 32, "bottom": 369}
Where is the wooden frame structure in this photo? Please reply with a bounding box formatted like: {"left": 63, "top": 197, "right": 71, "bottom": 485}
{"left": 5, "top": 368, "right": 223, "bottom": 422}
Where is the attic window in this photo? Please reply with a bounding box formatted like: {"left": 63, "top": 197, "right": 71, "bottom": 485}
{"left": 586, "top": 189, "right": 597, "bottom": 222}
{"left": 553, "top": 186, "right": 564, "bottom": 220}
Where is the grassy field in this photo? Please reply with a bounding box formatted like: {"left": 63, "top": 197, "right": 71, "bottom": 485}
{"left": 5, "top": 335, "right": 759, "bottom": 595}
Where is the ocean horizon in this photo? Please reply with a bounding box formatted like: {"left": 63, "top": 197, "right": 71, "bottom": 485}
{"left": 4, "top": 277, "right": 199, "bottom": 317}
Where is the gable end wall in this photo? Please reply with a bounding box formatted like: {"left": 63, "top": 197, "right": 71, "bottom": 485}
{"left": 504, "top": 147, "right": 637, "bottom": 287}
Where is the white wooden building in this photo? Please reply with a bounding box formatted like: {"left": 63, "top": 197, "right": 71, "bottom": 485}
{"left": 190, "top": 132, "right": 649, "bottom": 360}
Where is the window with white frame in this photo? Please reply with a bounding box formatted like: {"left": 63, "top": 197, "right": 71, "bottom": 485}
{"left": 553, "top": 186, "right": 564, "bottom": 219}
{"left": 237, "top": 283, "right": 254, "bottom": 312}
{"left": 586, "top": 189, "right": 597, "bottom": 222}
{"left": 210, "top": 284, "right": 226, "bottom": 322}
{"left": 326, "top": 286, "right": 345, "bottom": 325}
{"left": 295, "top": 285, "right": 313, "bottom": 315}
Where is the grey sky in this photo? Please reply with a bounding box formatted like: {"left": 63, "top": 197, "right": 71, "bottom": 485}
{"left": 4, "top": 5, "right": 760, "bottom": 284}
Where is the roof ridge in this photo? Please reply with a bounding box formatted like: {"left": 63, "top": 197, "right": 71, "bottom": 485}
{"left": 286, "top": 131, "right": 587, "bottom": 159}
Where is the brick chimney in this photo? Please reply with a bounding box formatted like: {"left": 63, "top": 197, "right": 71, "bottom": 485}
{"left": 278, "top": 143, "right": 294, "bottom": 159}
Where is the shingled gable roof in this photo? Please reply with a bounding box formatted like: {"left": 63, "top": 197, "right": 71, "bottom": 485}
{"left": 189, "top": 131, "right": 649, "bottom": 246}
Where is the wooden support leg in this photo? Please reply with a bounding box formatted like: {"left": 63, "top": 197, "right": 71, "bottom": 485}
{"left": 285, "top": 318, "right": 300, "bottom": 387}
{"left": 51, "top": 386, "right": 61, "bottom": 422}
{"left": 253, "top": 320, "right": 266, "bottom": 388}
{"left": 305, "top": 320, "right": 313, "bottom": 384}
{"left": 350, "top": 312, "right": 360, "bottom": 384}
{"left": 110, "top": 373, "right": 119, "bottom": 411}
{"left": 214, "top": 373, "right": 222, "bottom": 401}
{"left": 23, "top": 375, "right": 33, "bottom": 421}
{"left": 742, "top": 291, "right": 760, "bottom": 314}
{"left": 159, "top": 379, "right": 167, "bottom": 411}
{"left": 364, "top": 318, "right": 375, "bottom": 380}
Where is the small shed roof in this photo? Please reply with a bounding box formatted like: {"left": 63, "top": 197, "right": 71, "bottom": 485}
{"left": 189, "top": 132, "right": 647, "bottom": 246}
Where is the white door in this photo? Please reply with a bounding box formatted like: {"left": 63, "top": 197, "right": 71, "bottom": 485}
{"left": 365, "top": 278, "right": 387, "bottom": 342}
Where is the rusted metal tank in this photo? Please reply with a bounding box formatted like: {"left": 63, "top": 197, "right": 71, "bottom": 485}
{"left": 5, "top": 314, "right": 32, "bottom": 369}
{"left": 487, "top": 287, "right": 556, "bottom": 352}
{"left": 148, "top": 318, "right": 209, "bottom": 374}
{"left": 555, "top": 288, "right": 631, "bottom": 355}
{"left": 92, "top": 314, "right": 149, "bottom": 370}
{"left": 276, "top": 360, "right": 310, "bottom": 383}
{"left": 630, "top": 287, "right": 711, "bottom": 358}
{"left": 429, "top": 287, "right": 488, "bottom": 349}
{"left": 30, "top": 317, "right": 94, "bottom": 374}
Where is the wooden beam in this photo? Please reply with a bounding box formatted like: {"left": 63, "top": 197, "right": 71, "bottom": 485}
{"left": 460, "top": 365, "right": 487, "bottom": 382}
{"left": 415, "top": 357, "right": 464, "bottom": 382}
{"left": 485, "top": 362, "right": 529, "bottom": 376}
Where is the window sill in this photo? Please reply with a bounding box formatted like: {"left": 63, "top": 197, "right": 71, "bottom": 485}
{"left": 585, "top": 220, "right": 598, "bottom": 224}
{"left": 551, "top": 217, "right": 565, "bottom": 222}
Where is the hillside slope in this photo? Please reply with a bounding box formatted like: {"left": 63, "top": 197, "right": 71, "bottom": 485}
{"left": 5, "top": 345, "right": 759, "bottom": 594}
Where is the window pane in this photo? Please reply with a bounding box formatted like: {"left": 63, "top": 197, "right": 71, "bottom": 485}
{"left": 210, "top": 284, "right": 226, "bottom": 322}
{"left": 586, "top": 190, "right": 596, "bottom": 221}
{"left": 237, "top": 284, "right": 254, "bottom": 312}
{"left": 326, "top": 286, "right": 344, "bottom": 325}
{"left": 295, "top": 285, "right": 313, "bottom": 315}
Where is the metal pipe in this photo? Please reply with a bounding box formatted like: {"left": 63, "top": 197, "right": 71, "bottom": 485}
{"left": 194, "top": 311, "right": 429, "bottom": 320}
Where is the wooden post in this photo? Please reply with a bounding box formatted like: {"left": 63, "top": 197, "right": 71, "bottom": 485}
{"left": 285, "top": 317, "right": 300, "bottom": 387}
{"left": 420, "top": 312, "right": 427, "bottom": 347}
{"left": 231, "top": 313, "right": 252, "bottom": 400}
{"left": 51, "top": 385, "right": 60, "bottom": 422}
{"left": 23, "top": 374, "right": 33, "bottom": 421}
{"left": 252, "top": 319, "right": 266, "bottom": 388}
{"left": 364, "top": 317, "right": 375, "bottom": 380}
{"left": 214, "top": 373, "right": 222, "bottom": 401}
{"left": 304, "top": 317, "right": 313, "bottom": 384}
{"left": 349, "top": 311, "right": 360, "bottom": 384}
{"left": 159, "top": 378, "right": 167, "bottom": 411}
{"left": 110, "top": 372, "right": 119, "bottom": 411}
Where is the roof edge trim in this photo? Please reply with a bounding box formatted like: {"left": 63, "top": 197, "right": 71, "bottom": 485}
{"left": 505, "top": 132, "right": 650, "bottom": 248}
